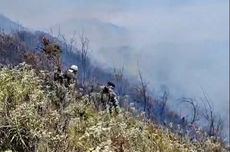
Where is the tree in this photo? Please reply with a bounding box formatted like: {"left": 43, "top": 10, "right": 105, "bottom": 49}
{"left": 41, "top": 36, "right": 62, "bottom": 69}
{"left": 200, "top": 88, "right": 224, "bottom": 139}
{"left": 79, "top": 32, "right": 89, "bottom": 87}
{"left": 159, "top": 87, "right": 169, "bottom": 122}
{"left": 138, "top": 68, "right": 148, "bottom": 112}
{"left": 58, "top": 30, "right": 77, "bottom": 53}
{"left": 179, "top": 97, "right": 198, "bottom": 125}
{"left": 113, "top": 66, "right": 129, "bottom": 96}
{"left": 132, "top": 66, "right": 154, "bottom": 119}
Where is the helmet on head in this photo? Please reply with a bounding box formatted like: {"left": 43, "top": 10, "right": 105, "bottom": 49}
{"left": 70, "top": 65, "right": 78, "bottom": 72}
{"left": 107, "top": 81, "right": 115, "bottom": 89}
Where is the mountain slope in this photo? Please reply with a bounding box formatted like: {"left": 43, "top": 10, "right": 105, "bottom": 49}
{"left": 0, "top": 33, "right": 30, "bottom": 65}
{"left": 0, "top": 15, "right": 25, "bottom": 33}
{"left": 0, "top": 16, "right": 228, "bottom": 149}
{"left": 0, "top": 63, "right": 228, "bottom": 152}
{"left": 51, "top": 18, "right": 129, "bottom": 49}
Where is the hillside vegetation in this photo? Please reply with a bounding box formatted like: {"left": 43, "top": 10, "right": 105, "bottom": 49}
{"left": 0, "top": 63, "right": 228, "bottom": 152}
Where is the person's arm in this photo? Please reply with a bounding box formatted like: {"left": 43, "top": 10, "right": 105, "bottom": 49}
{"left": 111, "top": 92, "right": 118, "bottom": 103}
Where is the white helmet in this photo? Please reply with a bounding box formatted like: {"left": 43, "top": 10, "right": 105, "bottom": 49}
{"left": 70, "top": 65, "right": 78, "bottom": 72}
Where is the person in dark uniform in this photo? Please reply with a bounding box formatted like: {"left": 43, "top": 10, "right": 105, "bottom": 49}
{"left": 63, "top": 65, "right": 78, "bottom": 89}
{"left": 100, "top": 81, "right": 119, "bottom": 114}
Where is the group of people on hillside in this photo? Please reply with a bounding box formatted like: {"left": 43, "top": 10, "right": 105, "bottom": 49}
{"left": 42, "top": 37, "right": 119, "bottom": 114}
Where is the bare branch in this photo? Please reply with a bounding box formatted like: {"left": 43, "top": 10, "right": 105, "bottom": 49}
{"left": 179, "top": 97, "right": 198, "bottom": 124}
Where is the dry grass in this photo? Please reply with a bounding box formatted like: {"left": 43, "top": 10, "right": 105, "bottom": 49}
{"left": 0, "top": 64, "right": 228, "bottom": 152}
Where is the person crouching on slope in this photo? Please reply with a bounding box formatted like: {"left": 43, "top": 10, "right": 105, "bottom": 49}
{"left": 100, "top": 81, "right": 119, "bottom": 114}
{"left": 63, "top": 65, "right": 78, "bottom": 89}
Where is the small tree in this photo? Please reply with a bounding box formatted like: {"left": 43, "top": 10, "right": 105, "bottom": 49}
{"left": 158, "top": 87, "right": 169, "bottom": 123}
{"left": 39, "top": 34, "right": 62, "bottom": 70}
{"left": 179, "top": 97, "right": 199, "bottom": 125}
{"left": 113, "top": 66, "right": 129, "bottom": 96}
{"left": 79, "top": 32, "right": 89, "bottom": 87}
{"left": 200, "top": 89, "right": 224, "bottom": 139}
{"left": 133, "top": 66, "right": 153, "bottom": 119}
{"left": 138, "top": 68, "right": 148, "bottom": 113}
{"left": 58, "top": 30, "right": 77, "bottom": 53}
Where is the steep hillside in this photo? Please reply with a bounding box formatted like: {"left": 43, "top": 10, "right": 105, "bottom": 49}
{"left": 0, "top": 30, "right": 228, "bottom": 146}
{"left": 0, "top": 33, "right": 30, "bottom": 65}
{"left": 0, "top": 15, "right": 25, "bottom": 33}
{"left": 0, "top": 64, "right": 228, "bottom": 152}
{"left": 0, "top": 31, "right": 185, "bottom": 125}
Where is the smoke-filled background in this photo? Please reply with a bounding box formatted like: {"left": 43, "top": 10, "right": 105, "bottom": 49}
{"left": 0, "top": 0, "right": 229, "bottom": 139}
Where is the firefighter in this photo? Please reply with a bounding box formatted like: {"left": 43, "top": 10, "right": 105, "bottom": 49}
{"left": 63, "top": 65, "right": 78, "bottom": 89}
{"left": 100, "top": 81, "right": 119, "bottom": 114}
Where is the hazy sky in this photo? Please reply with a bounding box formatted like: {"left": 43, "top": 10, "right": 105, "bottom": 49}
{"left": 0, "top": 0, "right": 229, "bottom": 138}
